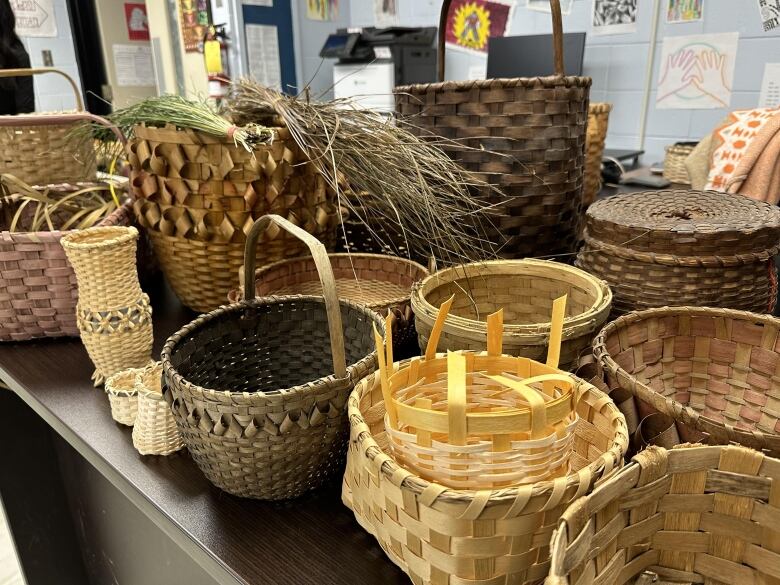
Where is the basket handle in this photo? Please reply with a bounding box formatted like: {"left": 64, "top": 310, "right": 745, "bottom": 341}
{"left": 0, "top": 68, "right": 83, "bottom": 111}
{"left": 243, "top": 214, "right": 347, "bottom": 378}
{"left": 437, "top": 0, "right": 564, "bottom": 82}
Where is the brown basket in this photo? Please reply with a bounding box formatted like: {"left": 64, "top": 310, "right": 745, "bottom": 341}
{"left": 343, "top": 361, "right": 628, "bottom": 585}
{"left": 128, "top": 123, "right": 338, "bottom": 313}
{"left": 394, "top": 0, "right": 590, "bottom": 259}
{"left": 161, "top": 214, "right": 384, "bottom": 499}
{"left": 663, "top": 141, "right": 697, "bottom": 184}
{"left": 547, "top": 443, "right": 780, "bottom": 585}
{"left": 594, "top": 305, "right": 780, "bottom": 456}
{"left": 0, "top": 68, "right": 97, "bottom": 185}
{"left": 576, "top": 190, "right": 780, "bottom": 316}
{"left": 583, "top": 103, "right": 611, "bottom": 206}
{"left": 411, "top": 259, "right": 612, "bottom": 371}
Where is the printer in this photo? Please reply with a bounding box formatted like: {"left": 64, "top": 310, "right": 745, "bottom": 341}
{"left": 320, "top": 27, "right": 437, "bottom": 112}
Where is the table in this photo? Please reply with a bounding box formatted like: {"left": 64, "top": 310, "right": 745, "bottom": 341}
{"left": 0, "top": 278, "right": 409, "bottom": 585}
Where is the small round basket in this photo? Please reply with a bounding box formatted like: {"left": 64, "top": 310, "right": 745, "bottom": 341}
{"left": 132, "top": 362, "right": 184, "bottom": 456}
{"left": 411, "top": 259, "right": 612, "bottom": 371}
{"left": 594, "top": 306, "right": 780, "bottom": 455}
{"left": 105, "top": 367, "right": 143, "bottom": 426}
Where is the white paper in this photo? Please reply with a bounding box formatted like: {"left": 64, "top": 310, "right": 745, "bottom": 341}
{"left": 11, "top": 0, "right": 57, "bottom": 37}
{"left": 468, "top": 63, "right": 487, "bottom": 80}
{"left": 759, "top": 63, "right": 780, "bottom": 109}
{"left": 657, "top": 33, "right": 739, "bottom": 110}
{"left": 758, "top": 0, "right": 780, "bottom": 32}
{"left": 374, "top": 0, "right": 399, "bottom": 27}
{"left": 592, "top": 0, "right": 637, "bottom": 36}
{"left": 243, "top": 0, "right": 273, "bottom": 5}
{"left": 666, "top": 0, "right": 703, "bottom": 23}
{"left": 112, "top": 44, "right": 155, "bottom": 87}
{"left": 246, "top": 24, "right": 282, "bottom": 91}
{"left": 527, "top": 0, "right": 573, "bottom": 15}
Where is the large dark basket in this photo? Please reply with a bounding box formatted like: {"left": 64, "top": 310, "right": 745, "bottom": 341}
{"left": 161, "top": 215, "right": 383, "bottom": 500}
{"left": 394, "top": 0, "right": 591, "bottom": 259}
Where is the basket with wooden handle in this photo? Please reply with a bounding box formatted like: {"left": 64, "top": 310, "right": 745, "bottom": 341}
{"left": 162, "top": 214, "right": 384, "bottom": 499}
{"left": 394, "top": 0, "right": 590, "bottom": 259}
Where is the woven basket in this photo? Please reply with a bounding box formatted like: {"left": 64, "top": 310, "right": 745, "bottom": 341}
{"left": 162, "top": 214, "right": 384, "bottom": 499}
{"left": 583, "top": 103, "right": 611, "bottom": 206}
{"left": 132, "top": 362, "right": 184, "bottom": 456}
{"left": 61, "top": 226, "right": 153, "bottom": 386}
{"left": 547, "top": 443, "right": 780, "bottom": 585}
{"left": 594, "top": 305, "right": 780, "bottom": 456}
{"left": 394, "top": 0, "right": 590, "bottom": 259}
{"left": 663, "top": 141, "right": 697, "bottom": 184}
{"left": 343, "top": 362, "right": 628, "bottom": 585}
{"left": 411, "top": 259, "right": 612, "bottom": 371}
{"left": 128, "top": 123, "right": 338, "bottom": 313}
{"left": 0, "top": 68, "right": 96, "bottom": 185}
{"left": 576, "top": 190, "right": 780, "bottom": 316}
{"left": 105, "top": 367, "right": 143, "bottom": 426}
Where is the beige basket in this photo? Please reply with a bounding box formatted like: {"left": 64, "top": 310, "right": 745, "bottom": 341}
{"left": 61, "top": 226, "right": 153, "bottom": 386}
{"left": 547, "top": 443, "right": 780, "bottom": 585}
{"left": 583, "top": 103, "right": 611, "bottom": 206}
{"left": 132, "top": 362, "right": 184, "bottom": 456}
{"left": 104, "top": 367, "right": 143, "bottom": 426}
{"left": 663, "top": 142, "right": 697, "bottom": 184}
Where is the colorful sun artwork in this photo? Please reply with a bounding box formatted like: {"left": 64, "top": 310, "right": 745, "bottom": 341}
{"left": 452, "top": 3, "right": 491, "bottom": 52}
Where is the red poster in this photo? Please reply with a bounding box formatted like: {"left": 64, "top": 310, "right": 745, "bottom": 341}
{"left": 124, "top": 3, "right": 150, "bottom": 41}
{"left": 445, "top": 0, "right": 514, "bottom": 54}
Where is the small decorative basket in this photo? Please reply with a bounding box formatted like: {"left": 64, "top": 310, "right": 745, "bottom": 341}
{"left": 104, "top": 367, "right": 143, "bottom": 426}
{"left": 411, "top": 259, "right": 612, "bottom": 371}
{"left": 380, "top": 295, "right": 578, "bottom": 490}
{"left": 594, "top": 305, "right": 780, "bottom": 455}
{"left": 663, "top": 141, "right": 697, "bottom": 184}
{"left": 547, "top": 443, "right": 780, "bottom": 585}
{"left": 583, "top": 103, "right": 611, "bottom": 206}
{"left": 132, "top": 362, "right": 184, "bottom": 456}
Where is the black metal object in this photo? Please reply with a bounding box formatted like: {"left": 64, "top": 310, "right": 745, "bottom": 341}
{"left": 66, "top": 0, "right": 110, "bottom": 115}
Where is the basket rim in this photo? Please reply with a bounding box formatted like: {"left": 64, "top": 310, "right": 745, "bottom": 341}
{"left": 161, "top": 294, "right": 384, "bottom": 400}
{"left": 132, "top": 122, "right": 287, "bottom": 146}
{"left": 589, "top": 102, "right": 612, "bottom": 114}
{"left": 348, "top": 363, "right": 628, "bottom": 505}
{"left": 105, "top": 366, "right": 145, "bottom": 397}
{"left": 411, "top": 259, "right": 612, "bottom": 344}
{"left": 593, "top": 305, "right": 780, "bottom": 453}
{"left": 60, "top": 225, "right": 137, "bottom": 250}
{"left": 394, "top": 74, "right": 592, "bottom": 94}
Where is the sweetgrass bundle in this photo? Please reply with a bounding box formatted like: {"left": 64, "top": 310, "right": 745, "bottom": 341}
{"left": 227, "top": 80, "right": 500, "bottom": 263}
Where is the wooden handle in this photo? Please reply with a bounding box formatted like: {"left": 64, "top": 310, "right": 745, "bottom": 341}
{"left": 437, "top": 0, "right": 565, "bottom": 82}
{"left": 244, "top": 215, "right": 347, "bottom": 378}
{"left": 0, "top": 112, "right": 127, "bottom": 145}
{"left": 0, "top": 68, "right": 84, "bottom": 110}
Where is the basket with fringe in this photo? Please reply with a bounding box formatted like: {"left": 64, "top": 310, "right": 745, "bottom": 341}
{"left": 132, "top": 362, "right": 184, "bottom": 456}
{"left": 105, "top": 367, "right": 144, "bottom": 426}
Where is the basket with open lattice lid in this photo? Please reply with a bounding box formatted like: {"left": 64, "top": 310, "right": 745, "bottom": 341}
{"left": 375, "top": 294, "right": 578, "bottom": 490}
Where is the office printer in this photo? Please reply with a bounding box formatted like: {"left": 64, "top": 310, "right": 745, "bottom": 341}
{"left": 320, "top": 27, "right": 437, "bottom": 111}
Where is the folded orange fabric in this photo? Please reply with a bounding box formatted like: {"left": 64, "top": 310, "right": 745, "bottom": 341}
{"left": 725, "top": 112, "right": 780, "bottom": 204}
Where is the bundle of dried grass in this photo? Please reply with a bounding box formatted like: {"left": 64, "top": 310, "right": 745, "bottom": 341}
{"left": 227, "top": 80, "right": 499, "bottom": 263}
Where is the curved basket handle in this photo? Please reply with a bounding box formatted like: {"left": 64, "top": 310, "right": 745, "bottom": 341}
{"left": 437, "top": 0, "right": 564, "bottom": 82}
{"left": 243, "top": 214, "right": 347, "bottom": 378}
{"left": 0, "top": 68, "right": 83, "bottom": 110}
{"left": 0, "top": 111, "right": 127, "bottom": 145}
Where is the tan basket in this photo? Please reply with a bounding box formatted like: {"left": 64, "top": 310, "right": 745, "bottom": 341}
{"left": 583, "top": 103, "right": 611, "bottom": 206}
{"left": 61, "top": 226, "right": 153, "bottom": 386}
{"left": 343, "top": 363, "right": 628, "bottom": 585}
{"left": 129, "top": 123, "right": 339, "bottom": 312}
{"left": 394, "top": 0, "right": 590, "bottom": 260}
{"left": 0, "top": 68, "right": 96, "bottom": 185}
{"left": 547, "top": 443, "right": 780, "bottom": 585}
{"left": 594, "top": 305, "right": 780, "bottom": 456}
{"left": 663, "top": 142, "right": 697, "bottom": 184}
{"left": 132, "top": 362, "right": 184, "bottom": 456}
{"left": 105, "top": 368, "right": 143, "bottom": 426}
{"left": 411, "top": 259, "right": 612, "bottom": 371}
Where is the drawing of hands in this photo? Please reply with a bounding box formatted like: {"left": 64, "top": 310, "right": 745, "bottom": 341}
{"left": 691, "top": 50, "right": 729, "bottom": 106}
{"left": 658, "top": 49, "right": 700, "bottom": 103}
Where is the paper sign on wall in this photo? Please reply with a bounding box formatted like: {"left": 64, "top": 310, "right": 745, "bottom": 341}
{"left": 445, "top": 0, "right": 515, "bottom": 55}
{"left": 113, "top": 44, "right": 155, "bottom": 87}
{"left": 758, "top": 0, "right": 780, "bottom": 32}
{"left": 656, "top": 32, "right": 739, "bottom": 110}
{"left": 592, "top": 0, "right": 637, "bottom": 36}
{"left": 10, "top": 0, "right": 57, "bottom": 38}
{"left": 243, "top": 0, "right": 273, "bottom": 5}
{"left": 527, "top": 0, "right": 573, "bottom": 15}
{"left": 374, "top": 0, "right": 399, "bottom": 27}
{"left": 759, "top": 63, "right": 780, "bottom": 109}
{"left": 666, "top": 0, "right": 703, "bottom": 23}
{"left": 125, "top": 3, "right": 150, "bottom": 41}
{"left": 246, "top": 23, "right": 282, "bottom": 91}
{"left": 307, "top": 0, "right": 338, "bottom": 21}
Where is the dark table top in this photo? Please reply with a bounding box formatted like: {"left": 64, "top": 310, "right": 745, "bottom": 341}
{"left": 0, "top": 279, "right": 408, "bottom": 585}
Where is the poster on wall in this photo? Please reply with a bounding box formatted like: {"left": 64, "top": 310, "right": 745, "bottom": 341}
{"left": 527, "top": 0, "right": 573, "bottom": 16}
{"left": 307, "top": 0, "right": 338, "bottom": 21}
{"left": 179, "top": 0, "right": 211, "bottom": 52}
{"left": 124, "top": 3, "right": 150, "bottom": 41}
{"left": 10, "top": 0, "right": 57, "bottom": 38}
{"left": 592, "top": 0, "right": 637, "bottom": 35}
{"left": 656, "top": 32, "right": 739, "bottom": 110}
{"left": 246, "top": 23, "right": 282, "bottom": 91}
{"left": 374, "top": 0, "right": 399, "bottom": 27}
{"left": 445, "top": 0, "right": 516, "bottom": 55}
{"left": 113, "top": 44, "right": 155, "bottom": 87}
{"left": 666, "top": 0, "right": 703, "bottom": 23}
{"left": 758, "top": 0, "right": 780, "bottom": 32}
{"left": 759, "top": 63, "right": 780, "bottom": 108}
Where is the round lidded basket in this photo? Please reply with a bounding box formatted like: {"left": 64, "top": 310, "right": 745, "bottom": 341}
{"left": 105, "top": 367, "right": 144, "bottom": 426}
{"left": 594, "top": 306, "right": 780, "bottom": 456}
{"left": 411, "top": 259, "right": 612, "bottom": 371}
{"left": 576, "top": 190, "right": 780, "bottom": 316}
{"left": 162, "top": 214, "right": 384, "bottom": 500}
{"left": 132, "top": 362, "right": 184, "bottom": 456}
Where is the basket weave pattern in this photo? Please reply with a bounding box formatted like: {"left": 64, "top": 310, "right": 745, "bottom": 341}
{"left": 583, "top": 103, "right": 611, "bottom": 206}
{"left": 132, "top": 362, "right": 184, "bottom": 456}
{"left": 663, "top": 142, "right": 696, "bottom": 184}
{"left": 105, "top": 367, "right": 143, "bottom": 426}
